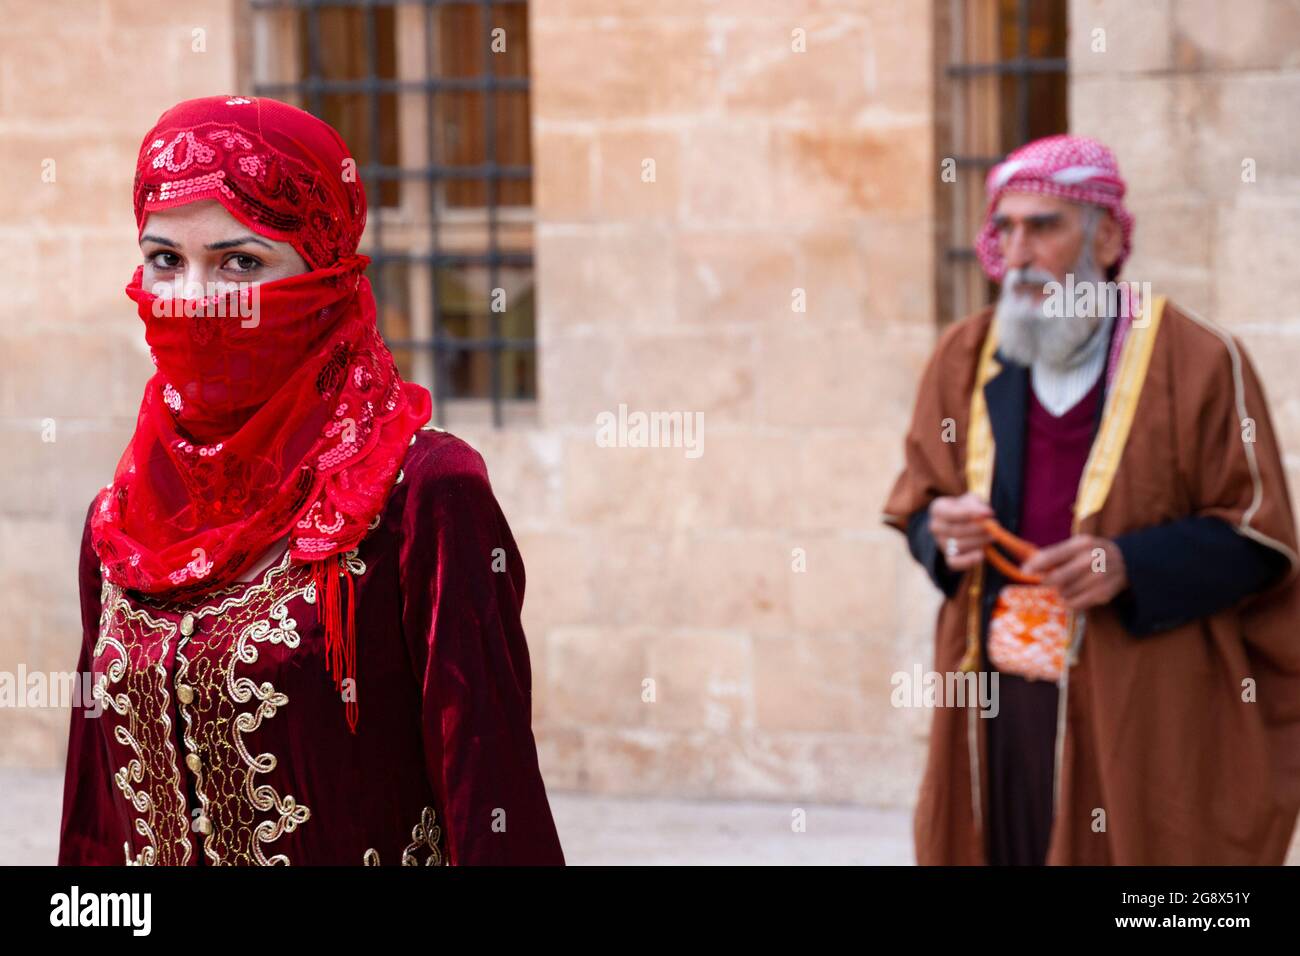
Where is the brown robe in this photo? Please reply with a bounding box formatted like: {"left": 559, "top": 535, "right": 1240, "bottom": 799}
{"left": 882, "top": 299, "right": 1300, "bottom": 864}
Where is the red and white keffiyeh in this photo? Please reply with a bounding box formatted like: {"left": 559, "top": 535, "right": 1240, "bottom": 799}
{"left": 974, "top": 134, "right": 1135, "bottom": 283}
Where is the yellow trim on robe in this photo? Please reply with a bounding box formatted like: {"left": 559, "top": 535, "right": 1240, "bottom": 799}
{"left": 958, "top": 326, "right": 1003, "bottom": 673}
{"left": 965, "top": 321, "right": 1004, "bottom": 502}
{"left": 1072, "top": 295, "right": 1166, "bottom": 529}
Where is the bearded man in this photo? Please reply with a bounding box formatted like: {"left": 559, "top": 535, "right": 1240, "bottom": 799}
{"left": 883, "top": 134, "right": 1300, "bottom": 865}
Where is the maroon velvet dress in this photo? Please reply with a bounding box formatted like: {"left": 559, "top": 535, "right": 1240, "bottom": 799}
{"left": 58, "top": 426, "right": 565, "bottom": 866}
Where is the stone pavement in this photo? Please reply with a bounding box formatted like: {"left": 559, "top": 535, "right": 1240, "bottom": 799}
{"left": 548, "top": 792, "right": 914, "bottom": 865}
{"left": 11, "top": 766, "right": 1296, "bottom": 865}
{"left": 3, "top": 767, "right": 912, "bottom": 865}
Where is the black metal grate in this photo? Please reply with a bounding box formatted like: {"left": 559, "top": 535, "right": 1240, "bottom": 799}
{"left": 942, "top": 0, "right": 1068, "bottom": 319}
{"left": 250, "top": 0, "right": 536, "bottom": 427}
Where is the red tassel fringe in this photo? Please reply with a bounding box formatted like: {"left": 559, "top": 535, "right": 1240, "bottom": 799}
{"left": 312, "top": 552, "right": 359, "bottom": 734}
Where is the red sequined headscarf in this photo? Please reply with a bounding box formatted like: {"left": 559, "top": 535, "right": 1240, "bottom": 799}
{"left": 91, "top": 95, "right": 432, "bottom": 732}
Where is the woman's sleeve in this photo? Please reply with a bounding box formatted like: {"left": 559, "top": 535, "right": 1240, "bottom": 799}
{"left": 57, "top": 497, "right": 123, "bottom": 866}
{"left": 398, "top": 435, "right": 565, "bottom": 865}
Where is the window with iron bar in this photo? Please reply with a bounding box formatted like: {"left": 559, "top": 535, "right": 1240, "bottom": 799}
{"left": 936, "top": 0, "right": 1068, "bottom": 327}
{"left": 248, "top": 0, "right": 536, "bottom": 427}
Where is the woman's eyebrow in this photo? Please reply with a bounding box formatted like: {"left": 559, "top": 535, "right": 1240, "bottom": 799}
{"left": 140, "top": 234, "right": 178, "bottom": 247}
{"left": 206, "top": 236, "right": 274, "bottom": 251}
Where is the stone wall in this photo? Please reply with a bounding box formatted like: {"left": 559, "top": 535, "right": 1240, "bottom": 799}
{"left": 1071, "top": 0, "right": 1300, "bottom": 503}
{"left": 509, "top": 0, "right": 937, "bottom": 802}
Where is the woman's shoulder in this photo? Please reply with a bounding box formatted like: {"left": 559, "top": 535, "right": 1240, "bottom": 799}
{"left": 392, "top": 426, "right": 498, "bottom": 519}
{"left": 401, "top": 426, "right": 490, "bottom": 482}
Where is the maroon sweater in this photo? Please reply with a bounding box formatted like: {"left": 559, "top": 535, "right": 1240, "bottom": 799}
{"left": 1019, "top": 372, "right": 1105, "bottom": 549}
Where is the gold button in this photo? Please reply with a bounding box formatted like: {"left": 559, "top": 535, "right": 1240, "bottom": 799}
{"left": 185, "top": 753, "right": 202, "bottom": 773}
{"left": 177, "top": 683, "right": 194, "bottom": 705}
{"left": 180, "top": 613, "right": 195, "bottom": 636}
{"left": 195, "top": 815, "right": 212, "bottom": 835}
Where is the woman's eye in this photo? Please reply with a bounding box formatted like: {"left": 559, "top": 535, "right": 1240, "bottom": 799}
{"left": 224, "top": 254, "right": 263, "bottom": 274}
{"left": 148, "top": 251, "right": 181, "bottom": 270}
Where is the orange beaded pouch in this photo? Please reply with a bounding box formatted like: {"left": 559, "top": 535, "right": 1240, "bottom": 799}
{"left": 982, "top": 519, "right": 1069, "bottom": 682}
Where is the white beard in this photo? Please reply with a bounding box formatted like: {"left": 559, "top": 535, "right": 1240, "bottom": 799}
{"left": 994, "top": 261, "right": 1113, "bottom": 416}
{"left": 994, "top": 262, "right": 1107, "bottom": 369}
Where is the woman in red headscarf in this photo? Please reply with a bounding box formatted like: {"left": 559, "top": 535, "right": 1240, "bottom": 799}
{"left": 56, "top": 95, "right": 564, "bottom": 865}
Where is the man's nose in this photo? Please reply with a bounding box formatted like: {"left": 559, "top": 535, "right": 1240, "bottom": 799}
{"left": 1003, "top": 224, "right": 1035, "bottom": 271}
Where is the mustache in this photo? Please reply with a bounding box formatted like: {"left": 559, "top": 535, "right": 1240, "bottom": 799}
{"left": 1002, "top": 267, "right": 1058, "bottom": 297}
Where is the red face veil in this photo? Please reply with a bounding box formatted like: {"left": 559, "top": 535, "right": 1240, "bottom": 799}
{"left": 91, "top": 96, "right": 432, "bottom": 730}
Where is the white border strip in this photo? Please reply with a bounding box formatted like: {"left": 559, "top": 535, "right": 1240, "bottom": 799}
{"left": 1178, "top": 306, "right": 1300, "bottom": 574}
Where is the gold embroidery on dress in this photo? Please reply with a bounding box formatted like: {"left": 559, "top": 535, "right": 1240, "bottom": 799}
{"left": 97, "top": 542, "right": 371, "bottom": 866}
{"left": 95, "top": 587, "right": 193, "bottom": 867}
{"left": 360, "top": 805, "right": 449, "bottom": 865}
{"left": 173, "top": 551, "right": 315, "bottom": 865}
{"left": 402, "top": 805, "right": 447, "bottom": 866}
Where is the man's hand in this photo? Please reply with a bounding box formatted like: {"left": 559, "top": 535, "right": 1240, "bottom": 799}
{"left": 1021, "top": 535, "right": 1128, "bottom": 610}
{"left": 928, "top": 493, "right": 994, "bottom": 571}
